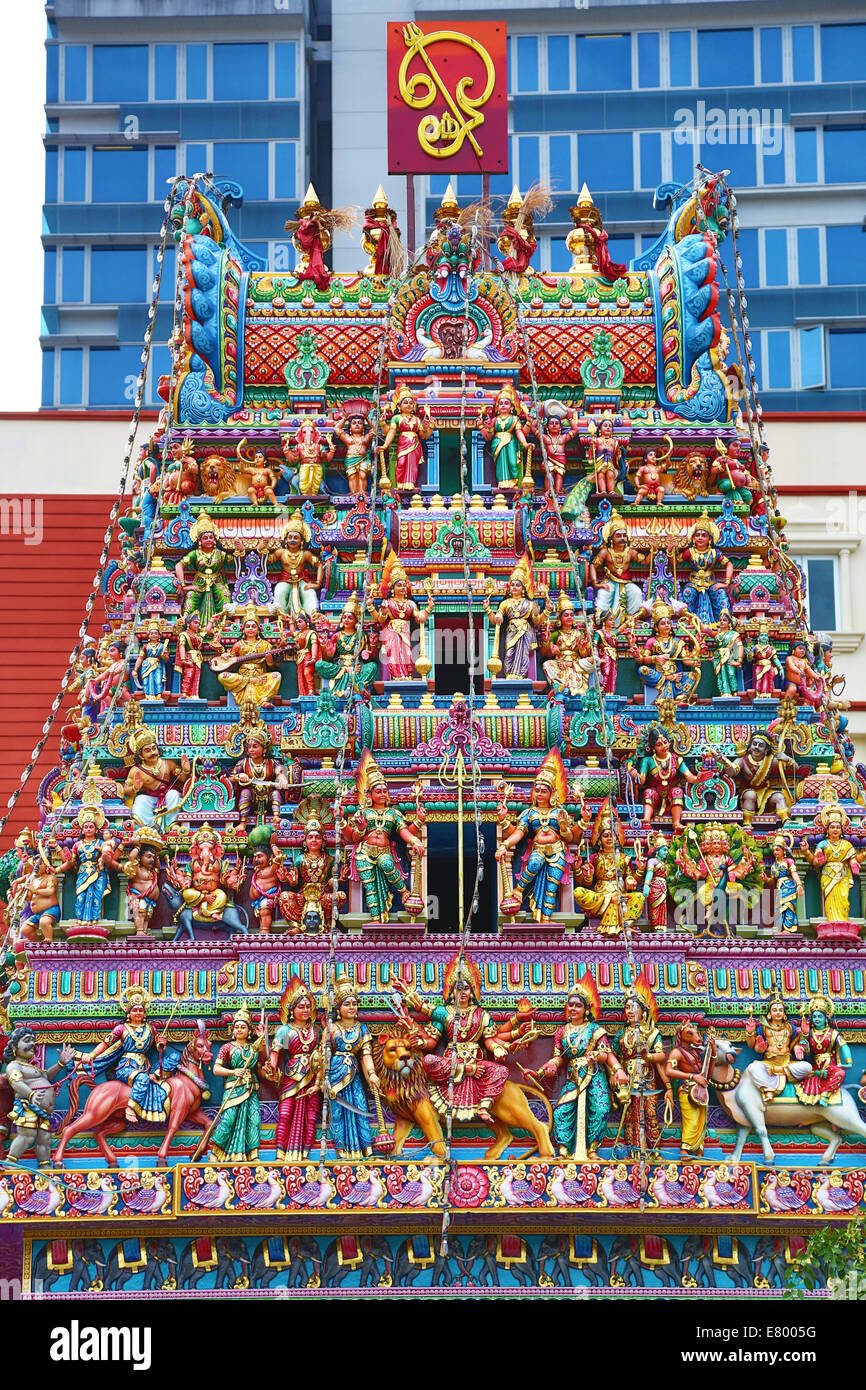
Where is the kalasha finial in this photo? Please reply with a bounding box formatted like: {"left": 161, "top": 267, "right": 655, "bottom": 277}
{"left": 434, "top": 181, "right": 461, "bottom": 224}
{"left": 297, "top": 181, "right": 323, "bottom": 215}
{"left": 370, "top": 183, "right": 389, "bottom": 211}
{"left": 565, "top": 182, "right": 627, "bottom": 281}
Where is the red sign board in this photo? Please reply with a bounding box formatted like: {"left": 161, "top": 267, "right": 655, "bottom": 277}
{"left": 387, "top": 20, "right": 508, "bottom": 175}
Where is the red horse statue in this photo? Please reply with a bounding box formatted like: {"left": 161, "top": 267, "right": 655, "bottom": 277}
{"left": 54, "top": 1023, "right": 213, "bottom": 1167}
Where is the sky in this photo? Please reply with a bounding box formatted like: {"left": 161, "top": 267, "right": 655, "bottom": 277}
{"left": 0, "top": 4, "right": 51, "bottom": 412}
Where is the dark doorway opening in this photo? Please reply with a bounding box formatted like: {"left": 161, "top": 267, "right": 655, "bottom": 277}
{"left": 426, "top": 820, "right": 498, "bottom": 933}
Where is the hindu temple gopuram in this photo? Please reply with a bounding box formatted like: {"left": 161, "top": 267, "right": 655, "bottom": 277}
{"left": 1, "top": 167, "right": 864, "bottom": 1300}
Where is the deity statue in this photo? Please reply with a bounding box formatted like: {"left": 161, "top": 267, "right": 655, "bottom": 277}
{"left": 132, "top": 440, "right": 160, "bottom": 541}
{"left": 133, "top": 619, "right": 170, "bottom": 701}
{"left": 174, "top": 512, "right": 233, "bottom": 626}
{"left": 281, "top": 799, "right": 343, "bottom": 933}
{"left": 70, "top": 986, "right": 172, "bottom": 1125}
{"left": 332, "top": 402, "right": 377, "bottom": 495}
{"left": 245, "top": 846, "right": 291, "bottom": 934}
{"left": 664, "top": 1017, "right": 715, "bottom": 1158}
{"left": 628, "top": 726, "right": 698, "bottom": 833}
{"left": 237, "top": 438, "right": 281, "bottom": 507}
{"left": 496, "top": 750, "right": 575, "bottom": 921}
{"left": 675, "top": 822, "right": 758, "bottom": 938}
{"left": 360, "top": 185, "right": 404, "bottom": 278}
{"left": 3, "top": 1027, "right": 73, "bottom": 1167}
{"left": 342, "top": 752, "right": 425, "bottom": 921}
{"left": 586, "top": 415, "right": 627, "bottom": 496}
{"left": 288, "top": 612, "right": 321, "bottom": 698}
{"left": 480, "top": 385, "right": 529, "bottom": 489}
{"left": 123, "top": 727, "right": 191, "bottom": 828}
{"left": 314, "top": 595, "right": 379, "bottom": 697}
{"left": 641, "top": 831, "right": 671, "bottom": 931}
{"left": 633, "top": 600, "right": 702, "bottom": 704}
{"left": 718, "top": 730, "right": 797, "bottom": 822}
{"left": 212, "top": 606, "right": 287, "bottom": 712}
{"left": 800, "top": 802, "right": 861, "bottom": 923}
{"left": 119, "top": 826, "right": 165, "bottom": 938}
{"left": 783, "top": 639, "right": 825, "bottom": 708}
{"left": 766, "top": 832, "right": 803, "bottom": 933}
{"left": 749, "top": 620, "right": 784, "bottom": 697}
{"left": 268, "top": 978, "right": 322, "bottom": 1162}
{"left": 541, "top": 593, "right": 593, "bottom": 696}
{"left": 484, "top": 555, "right": 550, "bottom": 680}
{"left": 163, "top": 435, "right": 199, "bottom": 505}
{"left": 165, "top": 824, "right": 241, "bottom": 926}
{"left": 712, "top": 610, "right": 745, "bottom": 696}
{"left": 589, "top": 512, "right": 648, "bottom": 620}
{"left": 538, "top": 974, "right": 626, "bottom": 1160}
{"left": 284, "top": 183, "right": 355, "bottom": 293}
{"left": 89, "top": 638, "right": 132, "bottom": 716}
{"left": 632, "top": 439, "right": 673, "bottom": 505}
{"left": 745, "top": 996, "right": 812, "bottom": 1102}
{"left": 210, "top": 1005, "right": 266, "bottom": 1163}
{"left": 396, "top": 955, "right": 510, "bottom": 1129}
{"left": 681, "top": 514, "right": 734, "bottom": 626}
{"left": 610, "top": 975, "right": 671, "bottom": 1158}
{"left": 326, "top": 973, "right": 382, "bottom": 1160}
{"left": 282, "top": 422, "right": 335, "bottom": 497}
{"left": 709, "top": 437, "right": 758, "bottom": 505}
{"left": 366, "top": 554, "right": 433, "bottom": 681}
{"left": 230, "top": 725, "right": 290, "bottom": 831}
{"left": 380, "top": 385, "right": 434, "bottom": 492}
{"left": 175, "top": 614, "right": 221, "bottom": 700}
{"left": 796, "top": 994, "right": 852, "bottom": 1107}
{"left": 572, "top": 804, "right": 644, "bottom": 935}
{"left": 593, "top": 610, "right": 620, "bottom": 695}
{"left": 60, "top": 801, "right": 120, "bottom": 925}
{"left": 18, "top": 847, "right": 61, "bottom": 945}
{"left": 537, "top": 405, "right": 580, "bottom": 494}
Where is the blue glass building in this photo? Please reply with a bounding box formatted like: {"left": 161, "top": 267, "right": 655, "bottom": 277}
{"left": 43, "top": 1, "right": 866, "bottom": 411}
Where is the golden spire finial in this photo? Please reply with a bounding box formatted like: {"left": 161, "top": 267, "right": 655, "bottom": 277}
{"left": 302, "top": 181, "right": 319, "bottom": 206}
{"left": 372, "top": 182, "right": 388, "bottom": 209}
{"left": 507, "top": 183, "right": 523, "bottom": 209}
{"left": 577, "top": 182, "right": 594, "bottom": 210}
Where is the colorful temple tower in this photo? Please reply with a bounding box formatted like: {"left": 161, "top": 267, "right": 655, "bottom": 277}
{"left": 2, "top": 170, "right": 864, "bottom": 1298}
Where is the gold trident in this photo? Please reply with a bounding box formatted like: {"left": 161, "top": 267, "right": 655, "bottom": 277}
{"left": 399, "top": 22, "right": 496, "bottom": 161}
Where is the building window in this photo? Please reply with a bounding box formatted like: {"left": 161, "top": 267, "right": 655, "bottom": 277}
{"left": 89, "top": 346, "right": 144, "bottom": 406}
{"left": 274, "top": 42, "right": 297, "bottom": 99}
{"left": 734, "top": 228, "right": 759, "bottom": 287}
{"left": 797, "top": 227, "right": 822, "bottom": 285}
{"left": 93, "top": 45, "right": 148, "bottom": 102}
{"left": 91, "top": 247, "right": 147, "bottom": 303}
{"left": 824, "top": 126, "right": 866, "bottom": 185}
{"left": 92, "top": 147, "right": 148, "bottom": 202}
{"left": 548, "top": 135, "right": 571, "bottom": 191}
{"left": 62, "top": 246, "right": 85, "bottom": 302}
{"left": 213, "top": 43, "right": 268, "bottom": 101}
{"left": 518, "top": 136, "right": 540, "bottom": 190}
{"left": 703, "top": 136, "right": 755, "bottom": 190}
{"left": 64, "top": 45, "right": 87, "bottom": 101}
{"left": 765, "top": 329, "right": 792, "bottom": 390}
{"left": 549, "top": 237, "right": 571, "bottom": 273}
{"left": 577, "top": 35, "right": 630, "bottom": 92}
{"left": 762, "top": 228, "right": 789, "bottom": 286}
{"left": 43, "top": 248, "right": 57, "bottom": 305}
{"left": 637, "top": 32, "right": 660, "bottom": 89}
{"left": 821, "top": 23, "right": 866, "bottom": 82}
{"left": 761, "top": 134, "right": 786, "bottom": 187}
{"left": 516, "top": 36, "right": 538, "bottom": 93}
{"left": 273, "top": 142, "right": 296, "bottom": 199}
{"left": 186, "top": 44, "right": 208, "bottom": 100}
{"left": 184, "top": 143, "right": 209, "bottom": 177}
{"left": 799, "top": 326, "right": 826, "bottom": 389}
{"left": 826, "top": 225, "right": 866, "bottom": 285}
{"left": 795, "top": 556, "right": 839, "bottom": 631}
{"left": 547, "top": 36, "right": 571, "bottom": 92}
{"left": 638, "top": 131, "right": 662, "bottom": 189}
{"left": 63, "top": 147, "right": 87, "bottom": 201}
{"left": 46, "top": 44, "right": 59, "bottom": 103}
{"left": 577, "top": 132, "right": 633, "bottom": 192}
{"left": 154, "top": 45, "right": 176, "bottom": 101}
{"left": 792, "top": 26, "right": 815, "bottom": 82}
{"left": 213, "top": 142, "right": 269, "bottom": 200}
{"left": 829, "top": 330, "right": 866, "bottom": 389}
{"left": 668, "top": 31, "right": 692, "bottom": 86}
{"left": 42, "top": 349, "right": 55, "bottom": 407}
{"left": 794, "top": 128, "right": 818, "bottom": 183}
{"left": 153, "top": 146, "right": 176, "bottom": 199}
{"left": 671, "top": 131, "right": 696, "bottom": 186}
{"left": 46, "top": 149, "right": 58, "bottom": 202}
{"left": 759, "top": 28, "right": 782, "bottom": 83}
{"left": 697, "top": 30, "right": 753, "bottom": 86}
{"left": 59, "top": 348, "right": 83, "bottom": 406}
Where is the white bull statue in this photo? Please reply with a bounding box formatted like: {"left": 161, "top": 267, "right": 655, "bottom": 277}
{"left": 709, "top": 1037, "right": 866, "bottom": 1165}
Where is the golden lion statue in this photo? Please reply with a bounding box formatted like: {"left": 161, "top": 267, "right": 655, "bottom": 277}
{"left": 199, "top": 452, "right": 248, "bottom": 504}
{"left": 373, "top": 1028, "right": 553, "bottom": 1162}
